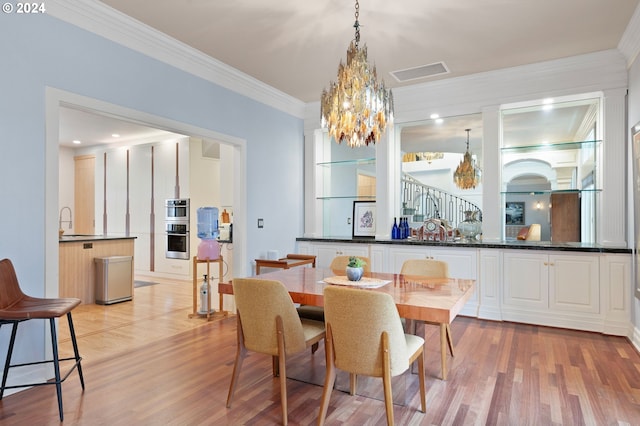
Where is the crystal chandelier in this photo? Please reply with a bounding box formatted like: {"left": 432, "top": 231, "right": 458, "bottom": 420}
{"left": 321, "top": 0, "right": 393, "bottom": 148}
{"left": 453, "top": 129, "right": 482, "bottom": 189}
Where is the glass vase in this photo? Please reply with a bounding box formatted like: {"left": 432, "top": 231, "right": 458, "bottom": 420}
{"left": 458, "top": 210, "right": 482, "bottom": 241}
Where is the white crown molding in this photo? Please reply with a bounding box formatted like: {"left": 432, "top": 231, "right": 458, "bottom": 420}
{"left": 619, "top": 2, "right": 640, "bottom": 68}
{"left": 47, "top": 0, "right": 305, "bottom": 119}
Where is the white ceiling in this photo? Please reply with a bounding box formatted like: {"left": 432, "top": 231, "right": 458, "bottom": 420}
{"left": 59, "top": 106, "right": 185, "bottom": 148}
{"left": 96, "top": 0, "right": 639, "bottom": 103}
{"left": 60, "top": 0, "right": 639, "bottom": 150}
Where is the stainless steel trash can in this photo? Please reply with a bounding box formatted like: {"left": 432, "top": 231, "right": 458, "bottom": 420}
{"left": 94, "top": 255, "right": 133, "bottom": 305}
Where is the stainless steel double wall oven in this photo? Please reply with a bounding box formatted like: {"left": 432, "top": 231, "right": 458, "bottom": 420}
{"left": 165, "top": 198, "right": 189, "bottom": 259}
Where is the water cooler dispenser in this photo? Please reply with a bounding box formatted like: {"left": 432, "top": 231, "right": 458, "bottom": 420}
{"left": 197, "top": 207, "right": 220, "bottom": 261}
{"left": 196, "top": 207, "right": 220, "bottom": 315}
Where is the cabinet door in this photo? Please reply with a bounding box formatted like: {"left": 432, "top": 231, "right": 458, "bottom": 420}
{"left": 74, "top": 155, "right": 95, "bottom": 235}
{"left": 549, "top": 254, "right": 599, "bottom": 313}
{"left": 387, "top": 246, "right": 432, "bottom": 273}
{"left": 314, "top": 243, "right": 369, "bottom": 269}
{"left": 503, "top": 251, "right": 548, "bottom": 309}
{"left": 431, "top": 248, "right": 477, "bottom": 279}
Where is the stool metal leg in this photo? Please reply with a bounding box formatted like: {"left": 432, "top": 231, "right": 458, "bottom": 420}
{"left": 67, "top": 312, "right": 84, "bottom": 389}
{"left": 0, "top": 321, "right": 19, "bottom": 400}
{"left": 0, "top": 316, "right": 83, "bottom": 421}
{"left": 49, "top": 318, "right": 64, "bottom": 421}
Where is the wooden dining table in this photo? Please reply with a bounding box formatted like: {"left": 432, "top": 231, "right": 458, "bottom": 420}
{"left": 218, "top": 267, "right": 475, "bottom": 380}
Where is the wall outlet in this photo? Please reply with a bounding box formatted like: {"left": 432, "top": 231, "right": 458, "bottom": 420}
{"left": 347, "top": 218, "right": 351, "bottom": 225}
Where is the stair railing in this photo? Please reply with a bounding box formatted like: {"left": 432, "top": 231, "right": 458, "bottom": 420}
{"left": 401, "top": 174, "right": 482, "bottom": 229}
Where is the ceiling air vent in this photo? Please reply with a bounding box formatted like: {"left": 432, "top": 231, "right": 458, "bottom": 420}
{"left": 390, "top": 61, "right": 450, "bottom": 83}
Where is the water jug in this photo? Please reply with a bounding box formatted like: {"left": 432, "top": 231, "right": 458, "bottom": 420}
{"left": 197, "top": 207, "right": 219, "bottom": 240}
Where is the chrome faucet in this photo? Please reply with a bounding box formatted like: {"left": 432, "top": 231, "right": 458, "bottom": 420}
{"left": 59, "top": 206, "right": 72, "bottom": 229}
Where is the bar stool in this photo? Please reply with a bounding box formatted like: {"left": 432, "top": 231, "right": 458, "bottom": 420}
{"left": 0, "top": 258, "right": 84, "bottom": 421}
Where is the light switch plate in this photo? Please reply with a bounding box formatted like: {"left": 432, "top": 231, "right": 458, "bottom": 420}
{"left": 258, "top": 218, "right": 264, "bottom": 228}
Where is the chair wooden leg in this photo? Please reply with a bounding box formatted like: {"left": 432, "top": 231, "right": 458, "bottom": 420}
{"left": 226, "top": 315, "right": 247, "bottom": 408}
{"left": 381, "top": 332, "right": 394, "bottom": 425}
{"left": 318, "top": 324, "right": 336, "bottom": 426}
{"left": 311, "top": 342, "right": 319, "bottom": 354}
{"left": 445, "top": 324, "right": 454, "bottom": 357}
{"left": 417, "top": 348, "right": 426, "bottom": 413}
{"left": 0, "top": 321, "right": 18, "bottom": 400}
{"left": 276, "top": 316, "right": 288, "bottom": 426}
{"left": 439, "top": 323, "right": 448, "bottom": 380}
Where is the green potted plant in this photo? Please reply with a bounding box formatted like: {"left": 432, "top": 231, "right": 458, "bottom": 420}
{"left": 346, "top": 256, "right": 366, "bottom": 281}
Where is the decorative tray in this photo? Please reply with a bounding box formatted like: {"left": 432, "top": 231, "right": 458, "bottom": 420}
{"left": 322, "top": 276, "right": 391, "bottom": 288}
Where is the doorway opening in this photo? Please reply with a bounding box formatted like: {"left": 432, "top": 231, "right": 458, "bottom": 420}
{"left": 46, "top": 87, "right": 246, "bottom": 314}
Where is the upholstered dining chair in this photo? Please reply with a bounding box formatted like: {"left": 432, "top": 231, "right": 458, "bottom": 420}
{"left": 0, "top": 258, "right": 85, "bottom": 422}
{"left": 328, "top": 255, "right": 371, "bottom": 275}
{"left": 297, "top": 255, "right": 371, "bottom": 323}
{"left": 400, "top": 259, "right": 454, "bottom": 357}
{"left": 226, "top": 278, "right": 325, "bottom": 426}
{"left": 318, "top": 285, "right": 426, "bottom": 426}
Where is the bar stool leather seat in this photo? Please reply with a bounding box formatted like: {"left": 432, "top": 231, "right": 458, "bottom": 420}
{"left": 0, "top": 258, "right": 84, "bottom": 421}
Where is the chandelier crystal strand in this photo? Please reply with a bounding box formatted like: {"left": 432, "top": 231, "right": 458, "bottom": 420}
{"left": 453, "top": 129, "right": 482, "bottom": 189}
{"left": 321, "top": 0, "right": 393, "bottom": 148}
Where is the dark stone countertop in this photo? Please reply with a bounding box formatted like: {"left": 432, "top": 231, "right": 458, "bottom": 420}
{"left": 59, "top": 234, "right": 137, "bottom": 243}
{"left": 296, "top": 237, "right": 631, "bottom": 254}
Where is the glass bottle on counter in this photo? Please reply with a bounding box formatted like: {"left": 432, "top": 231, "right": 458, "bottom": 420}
{"left": 391, "top": 217, "right": 400, "bottom": 239}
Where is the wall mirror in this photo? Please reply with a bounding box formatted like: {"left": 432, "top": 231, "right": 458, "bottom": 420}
{"left": 399, "top": 113, "right": 483, "bottom": 230}
{"left": 501, "top": 94, "right": 601, "bottom": 243}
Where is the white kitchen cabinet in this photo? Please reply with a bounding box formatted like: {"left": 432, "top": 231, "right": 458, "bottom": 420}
{"left": 297, "top": 241, "right": 370, "bottom": 269}
{"left": 386, "top": 245, "right": 478, "bottom": 279}
{"left": 549, "top": 254, "right": 599, "bottom": 314}
{"left": 478, "top": 249, "right": 502, "bottom": 321}
{"left": 502, "top": 250, "right": 600, "bottom": 330}
{"left": 380, "top": 245, "right": 479, "bottom": 316}
{"left": 296, "top": 239, "right": 631, "bottom": 336}
{"left": 600, "top": 254, "right": 631, "bottom": 335}
{"left": 503, "top": 251, "right": 549, "bottom": 310}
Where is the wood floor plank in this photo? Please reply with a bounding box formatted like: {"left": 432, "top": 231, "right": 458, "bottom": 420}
{"left": 1, "top": 280, "right": 640, "bottom": 425}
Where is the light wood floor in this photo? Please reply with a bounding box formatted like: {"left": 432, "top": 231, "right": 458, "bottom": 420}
{"left": 1, "top": 278, "right": 640, "bottom": 425}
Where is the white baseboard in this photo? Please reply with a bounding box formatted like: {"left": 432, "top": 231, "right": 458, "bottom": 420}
{"left": 631, "top": 324, "right": 640, "bottom": 353}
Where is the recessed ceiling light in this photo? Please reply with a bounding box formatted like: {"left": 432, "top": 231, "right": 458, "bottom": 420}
{"left": 112, "top": 133, "right": 120, "bottom": 138}
{"left": 72, "top": 140, "right": 81, "bottom": 145}
{"left": 430, "top": 113, "right": 439, "bottom": 119}
{"left": 435, "top": 118, "right": 443, "bottom": 124}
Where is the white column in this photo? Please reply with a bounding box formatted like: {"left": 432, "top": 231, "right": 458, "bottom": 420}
{"left": 601, "top": 88, "right": 628, "bottom": 247}
{"left": 481, "top": 105, "right": 502, "bottom": 242}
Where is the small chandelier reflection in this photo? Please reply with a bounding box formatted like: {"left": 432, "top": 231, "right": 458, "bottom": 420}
{"left": 402, "top": 152, "right": 444, "bottom": 163}
{"left": 418, "top": 152, "right": 444, "bottom": 163}
{"left": 320, "top": 0, "right": 394, "bottom": 148}
{"left": 453, "top": 129, "right": 481, "bottom": 189}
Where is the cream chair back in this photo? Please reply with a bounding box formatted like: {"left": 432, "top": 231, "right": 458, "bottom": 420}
{"left": 329, "top": 256, "right": 371, "bottom": 274}
{"left": 400, "top": 259, "right": 449, "bottom": 278}
{"left": 232, "top": 278, "right": 307, "bottom": 355}
{"left": 323, "top": 285, "right": 409, "bottom": 377}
